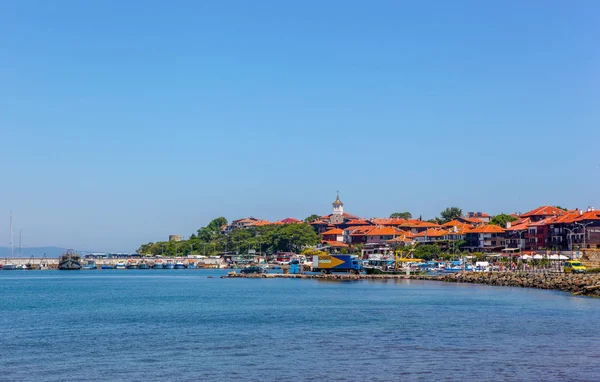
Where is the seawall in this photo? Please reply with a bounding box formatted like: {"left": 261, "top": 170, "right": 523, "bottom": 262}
{"left": 224, "top": 272, "right": 600, "bottom": 297}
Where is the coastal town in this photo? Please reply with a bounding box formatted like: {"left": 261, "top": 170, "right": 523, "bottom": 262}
{"left": 3, "top": 193, "right": 600, "bottom": 273}
{"left": 149, "top": 193, "right": 600, "bottom": 267}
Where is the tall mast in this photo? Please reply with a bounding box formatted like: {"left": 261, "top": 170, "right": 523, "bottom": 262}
{"left": 10, "top": 211, "right": 13, "bottom": 259}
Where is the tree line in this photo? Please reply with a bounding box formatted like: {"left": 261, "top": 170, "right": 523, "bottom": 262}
{"left": 137, "top": 217, "right": 320, "bottom": 257}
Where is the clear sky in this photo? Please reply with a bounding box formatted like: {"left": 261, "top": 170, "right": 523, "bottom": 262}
{"left": 1, "top": 1, "right": 599, "bottom": 252}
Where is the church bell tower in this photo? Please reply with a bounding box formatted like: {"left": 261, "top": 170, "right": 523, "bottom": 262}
{"left": 332, "top": 191, "right": 344, "bottom": 216}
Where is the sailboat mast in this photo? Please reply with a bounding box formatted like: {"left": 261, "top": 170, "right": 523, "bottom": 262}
{"left": 10, "top": 211, "right": 13, "bottom": 259}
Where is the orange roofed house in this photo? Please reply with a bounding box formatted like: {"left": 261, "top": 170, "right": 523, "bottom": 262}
{"left": 546, "top": 208, "right": 600, "bottom": 251}
{"left": 466, "top": 212, "right": 491, "bottom": 223}
{"left": 321, "top": 228, "right": 344, "bottom": 243}
{"left": 521, "top": 205, "right": 568, "bottom": 251}
{"left": 465, "top": 225, "right": 506, "bottom": 252}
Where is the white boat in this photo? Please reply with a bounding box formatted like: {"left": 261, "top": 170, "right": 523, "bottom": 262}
{"left": 115, "top": 262, "right": 127, "bottom": 269}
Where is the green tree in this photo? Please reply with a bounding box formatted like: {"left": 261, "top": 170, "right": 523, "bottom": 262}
{"left": 304, "top": 214, "right": 322, "bottom": 223}
{"left": 272, "top": 223, "right": 319, "bottom": 252}
{"left": 440, "top": 207, "right": 462, "bottom": 224}
{"left": 390, "top": 212, "right": 412, "bottom": 219}
{"left": 197, "top": 217, "right": 228, "bottom": 242}
{"left": 554, "top": 206, "right": 567, "bottom": 211}
{"left": 414, "top": 244, "right": 441, "bottom": 261}
{"left": 489, "top": 213, "right": 518, "bottom": 228}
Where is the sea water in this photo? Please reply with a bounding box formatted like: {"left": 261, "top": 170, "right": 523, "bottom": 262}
{"left": 1, "top": 270, "right": 599, "bottom": 381}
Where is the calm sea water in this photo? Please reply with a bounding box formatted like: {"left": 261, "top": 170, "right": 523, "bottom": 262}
{"left": 1, "top": 270, "right": 599, "bottom": 381}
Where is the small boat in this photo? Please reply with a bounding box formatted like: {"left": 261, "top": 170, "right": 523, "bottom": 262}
{"left": 82, "top": 260, "right": 97, "bottom": 270}
{"left": 187, "top": 262, "right": 197, "bottom": 269}
{"left": 126, "top": 263, "right": 138, "bottom": 269}
{"left": 174, "top": 261, "right": 186, "bottom": 269}
{"left": 58, "top": 250, "right": 82, "bottom": 270}
{"left": 138, "top": 262, "right": 151, "bottom": 269}
{"left": 115, "top": 262, "right": 127, "bottom": 269}
{"left": 101, "top": 264, "right": 114, "bottom": 269}
{"left": 152, "top": 261, "right": 164, "bottom": 269}
{"left": 2, "top": 264, "right": 17, "bottom": 271}
{"left": 364, "top": 266, "right": 406, "bottom": 275}
{"left": 164, "top": 261, "right": 175, "bottom": 269}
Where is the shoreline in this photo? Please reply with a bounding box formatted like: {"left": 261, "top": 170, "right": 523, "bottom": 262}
{"left": 224, "top": 272, "right": 600, "bottom": 297}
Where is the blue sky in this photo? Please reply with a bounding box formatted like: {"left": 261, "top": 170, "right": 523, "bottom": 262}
{"left": 1, "top": 1, "right": 599, "bottom": 251}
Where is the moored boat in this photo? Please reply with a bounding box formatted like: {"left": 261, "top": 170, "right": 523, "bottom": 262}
{"left": 2, "top": 264, "right": 17, "bottom": 270}
{"left": 164, "top": 261, "right": 175, "bottom": 269}
{"left": 174, "top": 261, "right": 186, "bottom": 269}
{"left": 58, "top": 250, "right": 82, "bottom": 270}
{"left": 82, "top": 260, "right": 97, "bottom": 270}
{"left": 187, "top": 262, "right": 197, "bottom": 269}
{"left": 115, "top": 262, "right": 127, "bottom": 269}
{"left": 138, "top": 262, "right": 151, "bottom": 269}
{"left": 152, "top": 260, "right": 164, "bottom": 269}
{"left": 101, "top": 264, "right": 114, "bottom": 269}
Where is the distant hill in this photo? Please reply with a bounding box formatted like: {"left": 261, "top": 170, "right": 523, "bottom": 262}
{"left": 0, "top": 247, "right": 84, "bottom": 258}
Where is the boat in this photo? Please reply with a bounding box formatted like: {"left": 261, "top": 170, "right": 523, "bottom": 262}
{"left": 2, "top": 264, "right": 17, "bottom": 271}
{"left": 174, "top": 261, "right": 186, "bottom": 269}
{"left": 58, "top": 250, "right": 82, "bottom": 270}
{"left": 187, "top": 262, "right": 197, "bottom": 269}
{"left": 138, "top": 261, "right": 151, "bottom": 269}
{"left": 152, "top": 260, "right": 164, "bottom": 269}
{"left": 126, "top": 261, "right": 138, "bottom": 269}
{"left": 115, "top": 262, "right": 127, "bottom": 269}
{"left": 101, "top": 264, "right": 114, "bottom": 269}
{"left": 164, "top": 261, "right": 175, "bottom": 269}
{"left": 364, "top": 266, "right": 407, "bottom": 275}
{"left": 82, "top": 260, "right": 97, "bottom": 270}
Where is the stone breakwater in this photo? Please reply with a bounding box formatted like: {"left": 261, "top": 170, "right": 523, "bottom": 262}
{"left": 436, "top": 272, "right": 600, "bottom": 297}
{"left": 224, "top": 272, "right": 600, "bottom": 297}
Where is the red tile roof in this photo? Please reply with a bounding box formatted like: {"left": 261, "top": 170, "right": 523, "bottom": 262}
{"left": 574, "top": 210, "right": 600, "bottom": 222}
{"left": 521, "top": 206, "right": 566, "bottom": 218}
{"left": 345, "top": 219, "right": 371, "bottom": 226}
{"left": 365, "top": 226, "right": 402, "bottom": 236}
{"left": 505, "top": 219, "right": 530, "bottom": 231}
{"left": 251, "top": 220, "right": 272, "bottom": 226}
{"left": 467, "top": 225, "right": 506, "bottom": 234}
{"left": 322, "top": 241, "right": 349, "bottom": 248}
{"left": 278, "top": 218, "right": 302, "bottom": 224}
{"left": 370, "top": 218, "right": 407, "bottom": 226}
{"left": 321, "top": 228, "right": 343, "bottom": 235}
{"left": 414, "top": 228, "right": 447, "bottom": 237}
{"left": 461, "top": 217, "right": 484, "bottom": 224}
{"left": 441, "top": 220, "right": 474, "bottom": 229}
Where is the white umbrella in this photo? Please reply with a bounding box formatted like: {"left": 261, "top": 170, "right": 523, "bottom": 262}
{"left": 519, "top": 254, "right": 532, "bottom": 260}
{"left": 533, "top": 254, "right": 543, "bottom": 260}
{"left": 558, "top": 254, "right": 569, "bottom": 260}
